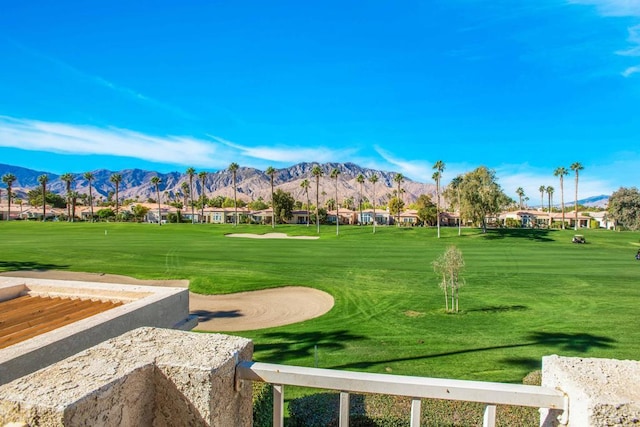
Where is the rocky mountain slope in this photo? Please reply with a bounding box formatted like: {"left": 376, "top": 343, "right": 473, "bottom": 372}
{"left": 0, "top": 162, "right": 436, "bottom": 206}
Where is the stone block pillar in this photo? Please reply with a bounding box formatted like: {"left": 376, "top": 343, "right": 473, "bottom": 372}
{"left": 541, "top": 355, "right": 640, "bottom": 426}
{"left": 0, "top": 327, "right": 253, "bottom": 426}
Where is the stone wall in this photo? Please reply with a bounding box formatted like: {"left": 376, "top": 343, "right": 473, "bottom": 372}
{"left": 0, "top": 327, "right": 253, "bottom": 426}
{"left": 0, "top": 277, "right": 196, "bottom": 386}
{"left": 542, "top": 354, "right": 640, "bottom": 426}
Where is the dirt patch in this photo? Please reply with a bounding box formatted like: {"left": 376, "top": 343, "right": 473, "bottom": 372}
{"left": 0, "top": 270, "right": 334, "bottom": 331}
{"left": 226, "top": 232, "right": 319, "bottom": 240}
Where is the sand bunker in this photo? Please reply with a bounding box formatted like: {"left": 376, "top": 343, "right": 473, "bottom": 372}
{"left": 226, "top": 232, "right": 319, "bottom": 240}
{"left": 0, "top": 271, "right": 333, "bottom": 331}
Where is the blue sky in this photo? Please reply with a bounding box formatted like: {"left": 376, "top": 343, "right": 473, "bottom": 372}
{"left": 1, "top": 0, "right": 639, "bottom": 200}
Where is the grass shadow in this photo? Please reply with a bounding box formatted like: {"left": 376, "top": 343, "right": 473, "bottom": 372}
{"left": 467, "top": 305, "right": 528, "bottom": 313}
{"left": 330, "top": 331, "right": 615, "bottom": 371}
{"left": 0, "top": 261, "right": 71, "bottom": 271}
{"left": 254, "top": 330, "right": 366, "bottom": 362}
{"left": 481, "top": 228, "right": 555, "bottom": 242}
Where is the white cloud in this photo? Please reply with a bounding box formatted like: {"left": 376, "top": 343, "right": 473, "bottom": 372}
{"left": 208, "top": 135, "right": 355, "bottom": 164}
{"left": 373, "top": 145, "right": 433, "bottom": 182}
{"left": 568, "top": 0, "right": 640, "bottom": 17}
{"left": 569, "top": 1, "right": 640, "bottom": 76}
{"left": 0, "top": 116, "right": 227, "bottom": 168}
{"left": 14, "top": 42, "right": 197, "bottom": 120}
{"left": 0, "top": 116, "right": 360, "bottom": 172}
{"left": 622, "top": 65, "right": 640, "bottom": 75}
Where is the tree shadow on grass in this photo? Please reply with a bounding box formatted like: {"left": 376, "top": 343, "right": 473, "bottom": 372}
{"left": 481, "top": 228, "right": 555, "bottom": 242}
{"left": 190, "top": 309, "right": 243, "bottom": 322}
{"left": 329, "top": 331, "right": 615, "bottom": 371}
{"left": 254, "top": 330, "right": 366, "bottom": 362}
{"left": 0, "top": 261, "right": 70, "bottom": 271}
{"left": 466, "top": 305, "right": 528, "bottom": 313}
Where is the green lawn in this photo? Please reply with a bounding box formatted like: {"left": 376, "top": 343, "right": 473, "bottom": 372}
{"left": 1, "top": 222, "right": 639, "bottom": 384}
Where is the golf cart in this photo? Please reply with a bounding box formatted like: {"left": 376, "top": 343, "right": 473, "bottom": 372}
{"left": 572, "top": 235, "right": 586, "bottom": 244}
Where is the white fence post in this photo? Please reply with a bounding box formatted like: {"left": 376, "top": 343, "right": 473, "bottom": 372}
{"left": 483, "top": 405, "right": 496, "bottom": 427}
{"left": 339, "top": 391, "right": 350, "bottom": 426}
{"left": 410, "top": 398, "right": 422, "bottom": 427}
{"left": 273, "top": 384, "right": 284, "bottom": 427}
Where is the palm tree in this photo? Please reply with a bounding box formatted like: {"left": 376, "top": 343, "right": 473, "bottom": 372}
{"left": 449, "top": 175, "right": 463, "bottom": 236}
{"left": 198, "top": 171, "right": 208, "bottom": 223}
{"left": 38, "top": 174, "right": 48, "bottom": 221}
{"left": 330, "top": 168, "right": 341, "bottom": 235}
{"left": 151, "top": 176, "right": 162, "bottom": 226}
{"left": 312, "top": 165, "right": 323, "bottom": 233}
{"left": 393, "top": 173, "right": 404, "bottom": 226}
{"left": 571, "top": 162, "right": 584, "bottom": 231}
{"left": 265, "top": 166, "right": 276, "bottom": 228}
{"left": 2, "top": 173, "right": 16, "bottom": 221}
{"left": 69, "top": 191, "right": 80, "bottom": 221}
{"left": 181, "top": 181, "right": 189, "bottom": 210}
{"left": 433, "top": 160, "right": 445, "bottom": 238}
{"left": 109, "top": 173, "right": 122, "bottom": 220}
{"left": 83, "top": 172, "right": 95, "bottom": 222}
{"left": 516, "top": 187, "right": 525, "bottom": 210}
{"left": 546, "top": 186, "right": 554, "bottom": 228}
{"left": 554, "top": 167, "right": 569, "bottom": 229}
{"left": 539, "top": 185, "right": 545, "bottom": 212}
{"left": 300, "top": 179, "right": 310, "bottom": 227}
{"left": 369, "top": 174, "right": 379, "bottom": 233}
{"left": 356, "top": 173, "right": 365, "bottom": 225}
{"left": 186, "top": 167, "right": 196, "bottom": 224}
{"left": 228, "top": 163, "right": 239, "bottom": 227}
{"left": 60, "top": 173, "right": 74, "bottom": 221}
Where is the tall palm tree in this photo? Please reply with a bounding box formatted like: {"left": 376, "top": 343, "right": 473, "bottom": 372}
{"left": 2, "top": 173, "right": 16, "bottom": 221}
{"left": 60, "top": 173, "right": 74, "bottom": 221}
{"left": 312, "top": 165, "right": 323, "bottom": 233}
{"left": 433, "top": 160, "right": 445, "bottom": 238}
{"left": 83, "top": 172, "right": 95, "bottom": 222}
{"left": 151, "top": 176, "right": 162, "bottom": 226}
{"left": 181, "top": 182, "right": 189, "bottom": 210}
{"left": 369, "top": 174, "right": 379, "bottom": 233}
{"left": 546, "top": 186, "right": 554, "bottom": 228}
{"left": 393, "top": 173, "right": 404, "bottom": 226}
{"left": 38, "top": 174, "right": 48, "bottom": 221}
{"left": 198, "top": 171, "right": 208, "bottom": 223}
{"left": 69, "top": 191, "right": 80, "bottom": 221}
{"left": 356, "top": 173, "right": 365, "bottom": 225}
{"left": 571, "top": 162, "right": 584, "bottom": 231}
{"left": 516, "top": 187, "right": 525, "bottom": 210}
{"left": 300, "top": 179, "right": 310, "bottom": 227}
{"left": 330, "top": 168, "right": 340, "bottom": 235}
{"left": 450, "top": 175, "right": 462, "bottom": 236}
{"left": 265, "top": 166, "right": 276, "bottom": 228}
{"left": 186, "top": 167, "right": 196, "bottom": 224}
{"left": 554, "top": 167, "right": 569, "bottom": 229}
{"left": 228, "top": 162, "right": 239, "bottom": 227}
{"left": 109, "top": 173, "right": 122, "bottom": 220}
{"left": 539, "top": 185, "right": 545, "bottom": 212}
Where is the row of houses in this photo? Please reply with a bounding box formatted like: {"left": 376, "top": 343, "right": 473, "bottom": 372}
{"left": 0, "top": 203, "right": 613, "bottom": 229}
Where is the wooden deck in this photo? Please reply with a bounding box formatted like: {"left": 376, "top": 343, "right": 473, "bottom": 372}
{"left": 0, "top": 295, "right": 123, "bottom": 349}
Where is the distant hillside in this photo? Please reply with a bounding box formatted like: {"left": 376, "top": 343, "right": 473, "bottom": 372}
{"left": 0, "top": 162, "right": 435, "bottom": 206}
{"left": 569, "top": 194, "right": 609, "bottom": 208}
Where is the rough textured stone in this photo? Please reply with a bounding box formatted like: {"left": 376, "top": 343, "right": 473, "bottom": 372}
{"left": 0, "top": 327, "right": 253, "bottom": 426}
{"left": 542, "top": 355, "right": 640, "bottom": 426}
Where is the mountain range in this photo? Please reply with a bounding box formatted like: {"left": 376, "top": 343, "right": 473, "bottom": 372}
{"left": 0, "top": 162, "right": 436, "bottom": 206}
{"left": 0, "top": 162, "right": 609, "bottom": 208}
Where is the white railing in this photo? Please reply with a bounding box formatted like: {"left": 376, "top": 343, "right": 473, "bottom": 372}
{"left": 236, "top": 361, "right": 568, "bottom": 427}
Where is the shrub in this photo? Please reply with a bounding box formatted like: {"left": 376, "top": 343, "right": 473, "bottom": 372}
{"left": 252, "top": 382, "right": 273, "bottom": 427}
{"left": 505, "top": 218, "right": 522, "bottom": 228}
